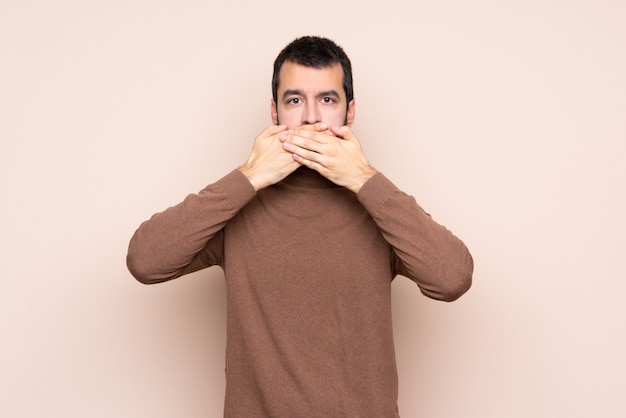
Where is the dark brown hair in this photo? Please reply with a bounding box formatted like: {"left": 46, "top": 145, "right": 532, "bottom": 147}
{"left": 272, "top": 36, "right": 354, "bottom": 107}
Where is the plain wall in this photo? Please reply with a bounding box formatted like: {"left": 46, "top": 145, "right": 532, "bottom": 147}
{"left": 2, "top": 0, "right": 625, "bottom": 417}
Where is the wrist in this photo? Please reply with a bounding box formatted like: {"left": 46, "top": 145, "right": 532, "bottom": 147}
{"left": 350, "top": 166, "right": 377, "bottom": 194}
{"left": 239, "top": 165, "right": 264, "bottom": 192}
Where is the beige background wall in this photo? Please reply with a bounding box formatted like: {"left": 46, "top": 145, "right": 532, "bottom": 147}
{"left": 2, "top": 0, "right": 625, "bottom": 417}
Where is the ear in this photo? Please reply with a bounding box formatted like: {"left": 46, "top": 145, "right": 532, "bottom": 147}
{"left": 346, "top": 99, "right": 356, "bottom": 127}
{"left": 271, "top": 99, "right": 278, "bottom": 125}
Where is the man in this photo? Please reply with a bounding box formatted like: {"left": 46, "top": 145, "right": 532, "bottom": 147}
{"left": 127, "top": 36, "right": 473, "bottom": 417}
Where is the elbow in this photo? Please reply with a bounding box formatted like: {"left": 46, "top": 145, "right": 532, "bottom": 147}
{"left": 126, "top": 232, "right": 176, "bottom": 285}
{"left": 443, "top": 251, "right": 474, "bottom": 301}
{"left": 439, "top": 270, "right": 472, "bottom": 302}
{"left": 422, "top": 272, "right": 472, "bottom": 302}
{"left": 126, "top": 252, "right": 166, "bottom": 285}
{"left": 421, "top": 253, "right": 474, "bottom": 302}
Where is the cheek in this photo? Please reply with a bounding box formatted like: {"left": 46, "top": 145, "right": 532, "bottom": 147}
{"left": 277, "top": 109, "right": 301, "bottom": 129}
{"left": 321, "top": 108, "right": 348, "bottom": 126}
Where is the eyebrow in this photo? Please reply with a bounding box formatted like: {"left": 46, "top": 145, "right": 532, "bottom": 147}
{"left": 282, "top": 89, "right": 341, "bottom": 100}
{"left": 318, "top": 90, "right": 340, "bottom": 99}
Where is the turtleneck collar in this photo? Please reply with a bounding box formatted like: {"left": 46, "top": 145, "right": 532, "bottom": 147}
{"left": 280, "top": 166, "right": 341, "bottom": 189}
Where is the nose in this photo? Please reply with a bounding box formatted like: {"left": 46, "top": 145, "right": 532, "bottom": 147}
{"left": 302, "top": 102, "right": 321, "bottom": 125}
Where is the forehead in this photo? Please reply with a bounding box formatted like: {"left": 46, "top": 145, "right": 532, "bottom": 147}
{"left": 278, "top": 62, "right": 344, "bottom": 96}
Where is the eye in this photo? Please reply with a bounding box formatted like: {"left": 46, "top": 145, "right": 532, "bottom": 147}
{"left": 287, "top": 97, "right": 302, "bottom": 105}
{"left": 321, "top": 97, "right": 336, "bottom": 104}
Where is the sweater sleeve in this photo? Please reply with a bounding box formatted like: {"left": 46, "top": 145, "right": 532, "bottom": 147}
{"left": 126, "top": 169, "right": 256, "bottom": 284}
{"left": 357, "top": 173, "right": 473, "bottom": 301}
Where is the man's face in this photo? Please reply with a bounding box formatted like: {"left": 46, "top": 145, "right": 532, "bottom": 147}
{"left": 272, "top": 61, "right": 355, "bottom": 130}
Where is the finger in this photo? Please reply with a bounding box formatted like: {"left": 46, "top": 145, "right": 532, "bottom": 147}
{"left": 330, "top": 125, "right": 353, "bottom": 140}
{"left": 296, "top": 122, "right": 329, "bottom": 132}
{"left": 261, "top": 124, "right": 287, "bottom": 138}
{"left": 282, "top": 139, "right": 323, "bottom": 156}
{"left": 314, "top": 122, "right": 329, "bottom": 132}
{"left": 291, "top": 150, "right": 326, "bottom": 172}
{"left": 291, "top": 128, "right": 333, "bottom": 144}
{"left": 288, "top": 131, "right": 338, "bottom": 154}
{"left": 279, "top": 129, "right": 295, "bottom": 142}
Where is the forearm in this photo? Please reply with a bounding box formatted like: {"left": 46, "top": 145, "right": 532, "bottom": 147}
{"left": 358, "top": 173, "right": 473, "bottom": 301}
{"left": 126, "top": 169, "right": 256, "bottom": 284}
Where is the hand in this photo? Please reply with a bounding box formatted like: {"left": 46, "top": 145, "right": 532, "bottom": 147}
{"left": 240, "top": 125, "right": 301, "bottom": 191}
{"left": 281, "top": 124, "right": 377, "bottom": 193}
